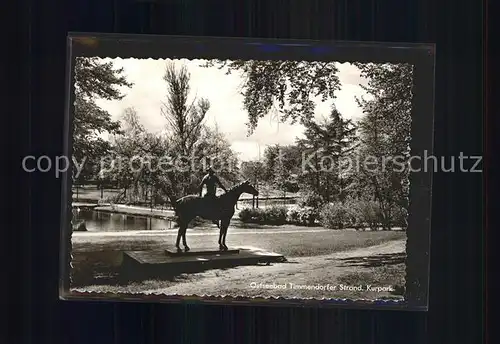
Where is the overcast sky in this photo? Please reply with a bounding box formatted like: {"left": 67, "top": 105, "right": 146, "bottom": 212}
{"left": 94, "top": 58, "right": 369, "bottom": 162}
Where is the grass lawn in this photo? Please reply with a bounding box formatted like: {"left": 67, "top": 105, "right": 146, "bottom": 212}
{"left": 72, "top": 227, "right": 405, "bottom": 256}
{"left": 71, "top": 238, "right": 407, "bottom": 300}
{"left": 70, "top": 227, "right": 405, "bottom": 286}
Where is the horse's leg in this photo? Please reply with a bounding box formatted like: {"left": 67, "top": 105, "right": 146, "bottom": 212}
{"left": 181, "top": 223, "right": 190, "bottom": 252}
{"left": 218, "top": 226, "right": 224, "bottom": 251}
{"left": 175, "top": 225, "right": 182, "bottom": 252}
{"left": 220, "top": 218, "right": 230, "bottom": 250}
{"left": 175, "top": 216, "right": 190, "bottom": 252}
{"left": 175, "top": 217, "right": 186, "bottom": 252}
{"left": 222, "top": 227, "right": 228, "bottom": 251}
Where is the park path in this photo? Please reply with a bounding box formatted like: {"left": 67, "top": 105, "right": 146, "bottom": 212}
{"left": 140, "top": 239, "right": 405, "bottom": 298}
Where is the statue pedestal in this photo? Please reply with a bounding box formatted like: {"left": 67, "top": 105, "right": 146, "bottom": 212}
{"left": 121, "top": 247, "right": 286, "bottom": 281}
{"left": 164, "top": 248, "right": 240, "bottom": 256}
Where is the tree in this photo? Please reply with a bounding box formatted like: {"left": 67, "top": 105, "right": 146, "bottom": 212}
{"left": 202, "top": 60, "right": 341, "bottom": 134}
{"left": 262, "top": 145, "right": 280, "bottom": 183}
{"left": 72, "top": 95, "right": 120, "bottom": 184}
{"left": 160, "top": 62, "right": 210, "bottom": 199}
{"left": 72, "top": 57, "right": 133, "bottom": 184}
{"left": 240, "top": 160, "right": 265, "bottom": 208}
{"left": 240, "top": 161, "right": 265, "bottom": 186}
{"left": 74, "top": 57, "right": 133, "bottom": 100}
{"left": 108, "top": 62, "right": 241, "bottom": 207}
{"left": 355, "top": 62, "right": 413, "bottom": 156}
{"left": 273, "top": 146, "right": 289, "bottom": 198}
{"left": 193, "top": 124, "right": 240, "bottom": 191}
{"left": 354, "top": 63, "right": 413, "bottom": 230}
{"left": 107, "top": 107, "right": 159, "bottom": 199}
{"left": 323, "top": 108, "right": 358, "bottom": 202}
{"left": 296, "top": 107, "right": 358, "bottom": 203}
{"left": 262, "top": 144, "right": 302, "bottom": 183}
{"left": 162, "top": 62, "right": 209, "bottom": 155}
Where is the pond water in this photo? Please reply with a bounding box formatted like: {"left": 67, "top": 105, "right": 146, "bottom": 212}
{"left": 71, "top": 207, "right": 272, "bottom": 232}
{"left": 72, "top": 208, "right": 174, "bottom": 232}
{"left": 72, "top": 197, "right": 298, "bottom": 232}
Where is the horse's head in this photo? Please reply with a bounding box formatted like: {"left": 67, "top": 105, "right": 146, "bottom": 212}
{"left": 240, "top": 180, "right": 259, "bottom": 196}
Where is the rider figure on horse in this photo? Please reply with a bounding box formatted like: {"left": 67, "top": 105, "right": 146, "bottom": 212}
{"left": 199, "top": 166, "right": 227, "bottom": 227}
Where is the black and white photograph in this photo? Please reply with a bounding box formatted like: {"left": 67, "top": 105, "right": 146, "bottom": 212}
{"left": 61, "top": 36, "right": 433, "bottom": 307}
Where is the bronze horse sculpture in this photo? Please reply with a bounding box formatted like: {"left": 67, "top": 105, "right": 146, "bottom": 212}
{"left": 172, "top": 180, "right": 259, "bottom": 252}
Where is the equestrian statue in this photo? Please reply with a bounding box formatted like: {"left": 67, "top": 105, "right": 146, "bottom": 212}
{"left": 172, "top": 167, "right": 259, "bottom": 252}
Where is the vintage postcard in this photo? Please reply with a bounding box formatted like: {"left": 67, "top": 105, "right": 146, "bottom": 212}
{"left": 60, "top": 34, "right": 434, "bottom": 310}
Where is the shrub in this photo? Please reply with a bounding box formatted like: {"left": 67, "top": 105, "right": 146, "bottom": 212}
{"left": 238, "top": 207, "right": 268, "bottom": 223}
{"left": 239, "top": 206, "right": 289, "bottom": 225}
{"left": 286, "top": 208, "right": 300, "bottom": 223}
{"left": 351, "top": 200, "right": 383, "bottom": 230}
{"left": 263, "top": 206, "right": 288, "bottom": 225}
{"left": 238, "top": 205, "right": 321, "bottom": 226}
{"left": 287, "top": 206, "right": 320, "bottom": 226}
{"left": 298, "top": 207, "right": 320, "bottom": 226}
{"left": 320, "top": 202, "right": 357, "bottom": 229}
{"left": 390, "top": 206, "right": 408, "bottom": 229}
{"left": 298, "top": 192, "right": 324, "bottom": 208}
{"left": 283, "top": 180, "right": 300, "bottom": 193}
{"left": 238, "top": 207, "right": 261, "bottom": 222}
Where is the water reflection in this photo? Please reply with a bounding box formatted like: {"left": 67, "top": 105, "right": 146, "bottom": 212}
{"left": 72, "top": 208, "right": 173, "bottom": 232}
